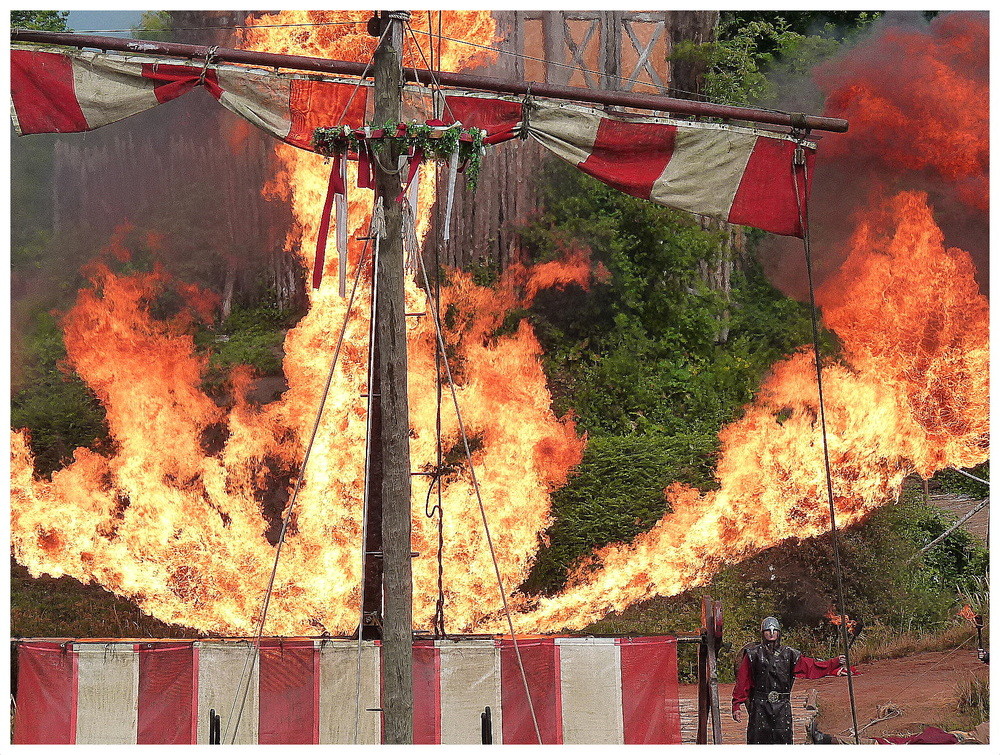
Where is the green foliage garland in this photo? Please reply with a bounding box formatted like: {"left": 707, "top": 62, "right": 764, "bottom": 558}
{"left": 312, "top": 122, "right": 487, "bottom": 189}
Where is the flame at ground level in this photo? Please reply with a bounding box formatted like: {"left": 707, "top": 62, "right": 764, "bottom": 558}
{"left": 499, "top": 191, "right": 987, "bottom": 632}
{"left": 10, "top": 246, "right": 591, "bottom": 635}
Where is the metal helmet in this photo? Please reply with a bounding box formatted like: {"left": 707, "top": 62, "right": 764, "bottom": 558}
{"left": 761, "top": 616, "right": 781, "bottom": 634}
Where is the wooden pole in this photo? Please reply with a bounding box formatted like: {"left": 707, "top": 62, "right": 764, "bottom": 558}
{"left": 696, "top": 597, "right": 709, "bottom": 744}
{"left": 708, "top": 599, "right": 723, "bottom": 744}
{"left": 372, "top": 9, "right": 413, "bottom": 744}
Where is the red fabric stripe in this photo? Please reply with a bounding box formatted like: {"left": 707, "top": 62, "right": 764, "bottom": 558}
{"left": 412, "top": 641, "right": 441, "bottom": 743}
{"left": 141, "top": 63, "right": 221, "bottom": 104}
{"left": 728, "top": 136, "right": 813, "bottom": 237}
{"left": 287, "top": 79, "right": 368, "bottom": 151}
{"left": 578, "top": 118, "right": 677, "bottom": 199}
{"left": 137, "top": 642, "right": 196, "bottom": 744}
{"left": 258, "top": 640, "right": 318, "bottom": 744}
{"left": 13, "top": 641, "right": 78, "bottom": 744}
{"left": 313, "top": 157, "right": 341, "bottom": 288}
{"left": 499, "top": 637, "right": 562, "bottom": 744}
{"left": 10, "top": 50, "right": 89, "bottom": 134}
{"left": 618, "top": 637, "right": 680, "bottom": 744}
{"left": 357, "top": 146, "right": 375, "bottom": 189}
{"left": 443, "top": 95, "right": 522, "bottom": 143}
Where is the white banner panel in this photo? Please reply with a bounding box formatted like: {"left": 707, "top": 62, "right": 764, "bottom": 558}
{"left": 196, "top": 641, "right": 258, "bottom": 744}
{"left": 558, "top": 637, "right": 624, "bottom": 744}
{"left": 75, "top": 643, "right": 139, "bottom": 744}
{"left": 439, "top": 639, "right": 503, "bottom": 744}
{"left": 318, "top": 639, "right": 382, "bottom": 744}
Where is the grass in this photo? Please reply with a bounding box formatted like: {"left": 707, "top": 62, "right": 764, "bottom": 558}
{"left": 10, "top": 559, "right": 200, "bottom": 639}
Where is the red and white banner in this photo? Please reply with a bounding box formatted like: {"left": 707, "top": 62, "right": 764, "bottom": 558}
{"left": 13, "top": 636, "right": 680, "bottom": 744}
{"left": 443, "top": 95, "right": 814, "bottom": 237}
{"left": 11, "top": 46, "right": 813, "bottom": 237}
{"left": 10, "top": 46, "right": 367, "bottom": 150}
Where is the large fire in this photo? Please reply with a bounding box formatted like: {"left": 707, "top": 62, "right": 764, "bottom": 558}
{"left": 10, "top": 12, "right": 988, "bottom": 636}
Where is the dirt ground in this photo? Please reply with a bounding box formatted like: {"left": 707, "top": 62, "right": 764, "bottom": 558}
{"left": 679, "top": 647, "right": 988, "bottom": 744}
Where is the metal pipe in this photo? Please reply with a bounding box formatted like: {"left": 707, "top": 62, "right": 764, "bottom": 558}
{"left": 11, "top": 29, "right": 849, "bottom": 133}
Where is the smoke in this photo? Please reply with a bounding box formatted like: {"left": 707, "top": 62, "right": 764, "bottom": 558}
{"left": 758, "top": 11, "right": 989, "bottom": 300}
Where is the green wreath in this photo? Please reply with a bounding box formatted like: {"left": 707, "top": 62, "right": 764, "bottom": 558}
{"left": 312, "top": 122, "right": 487, "bottom": 189}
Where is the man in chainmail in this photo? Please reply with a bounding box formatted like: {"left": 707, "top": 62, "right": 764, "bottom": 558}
{"left": 733, "top": 616, "right": 848, "bottom": 744}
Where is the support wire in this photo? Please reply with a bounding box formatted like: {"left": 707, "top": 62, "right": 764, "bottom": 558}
{"left": 224, "top": 217, "right": 374, "bottom": 744}
{"left": 792, "top": 143, "right": 861, "bottom": 744}
{"left": 410, "top": 209, "right": 544, "bottom": 744}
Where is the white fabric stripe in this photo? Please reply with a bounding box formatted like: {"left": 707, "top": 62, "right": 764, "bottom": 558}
{"left": 650, "top": 126, "right": 757, "bottom": 219}
{"left": 216, "top": 69, "right": 293, "bottom": 141}
{"left": 71, "top": 56, "right": 159, "bottom": 129}
{"left": 318, "top": 640, "right": 381, "bottom": 744}
{"left": 75, "top": 643, "right": 138, "bottom": 744}
{"left": 527, "top": 104, "right": 601, "bottom": 166}
{"left": 438, "top": 639, "right": 503, "bottom": 744}
{"left": 556, "top": 637, "right": 623, "bottom": 745}
{"left": 197, "top": 642, "right": 259, "bottom": 744}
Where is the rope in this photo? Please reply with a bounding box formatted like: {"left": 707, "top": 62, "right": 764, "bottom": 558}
{"left": 907, "top": 498, "right": 989, "bottom": 562}
{"left": 791, "top": 142, "right": 862, "bottom": 745}
{"left": 223, "top": 206, "right": 373, "bottom": 744}
{"left": 949, "top": 467, "right": 990, "bottom": 487}
{"left": 411, "top": 216, "right": 544, "bottom": 744}
{"left": 197, "top": 45, "right": 218, "bottom": 84}
{"left": 403, "top": 20, "right": 458, "bottom": 125}
{"left": 333, "top": 21, "right": 391, "bottom": 127}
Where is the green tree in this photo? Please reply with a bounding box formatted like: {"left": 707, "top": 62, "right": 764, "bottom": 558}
{"left": 10, "top": 10, "right": 69, "bottom": 31}
{"left": 133, "top": 10, "right": 173, "bottom": 41}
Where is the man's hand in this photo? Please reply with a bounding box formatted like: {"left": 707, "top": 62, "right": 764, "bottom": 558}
{"left": 733, "top": 705, "right": 743, "bottom": 723}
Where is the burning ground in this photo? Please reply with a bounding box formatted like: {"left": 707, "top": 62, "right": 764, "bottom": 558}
{"left": 10, "top": 12, "right": 988, "bottom": 636}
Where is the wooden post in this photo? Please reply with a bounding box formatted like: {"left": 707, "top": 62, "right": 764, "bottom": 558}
{"left": 708, "top": 599, "right": 723, "bottom": 744}
{"left": 697, "top": 596, "right": 724, "bottom": 744}
{"left": 372, "top": 9, "right": 413, "bottom": 745}
{"left": 696, "top": 598, "right": 709, "bottom": 744}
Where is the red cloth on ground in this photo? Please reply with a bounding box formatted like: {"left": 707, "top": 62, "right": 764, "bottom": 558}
{"left": 874, "top": 726, "right": 959, "bottom": 744}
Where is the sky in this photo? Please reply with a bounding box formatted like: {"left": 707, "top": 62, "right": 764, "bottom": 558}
{"left": 66, "top": 10, "right": 146, "bottom": 37}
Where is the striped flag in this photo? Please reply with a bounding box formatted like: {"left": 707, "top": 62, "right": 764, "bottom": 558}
{"left": 13, "top": 636, "right": 681, "bottom": 744}
{"left": 10, "top": 46, "right": 367, "bottom": 150}
{"left": 11, "top": 45, "right": 814, "bottom": 237}
{"left": 444, "top": 95, "right": 814, "bottom": 237}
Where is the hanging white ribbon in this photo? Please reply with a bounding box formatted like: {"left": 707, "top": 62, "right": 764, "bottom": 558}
{"left": 336, "top": 153, "right": 349, "bottom": 297}
{"left": 443, "top": 147, "right": 460, "bottom": 242}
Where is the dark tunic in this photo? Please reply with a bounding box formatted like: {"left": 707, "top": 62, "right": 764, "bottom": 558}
{"left": 742, "top": 642, "right": 800, "bottom": 744}
{"left": 732, "top": 642, "right": 844, "bottom": 744}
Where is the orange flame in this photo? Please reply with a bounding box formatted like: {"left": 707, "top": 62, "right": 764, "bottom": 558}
{"left": 957, "top": 605, "right": 977, "bottom": 623}
{"left": 9, "top": 12, "right": 989, "bottom": 637}
{"left": 11, "top": 11, "right": 591, "bottom": 635}
{"left": 825, "top": 609, "right": 857, "bottom": 634}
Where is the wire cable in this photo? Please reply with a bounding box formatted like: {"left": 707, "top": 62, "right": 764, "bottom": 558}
{"left": 353, "top": 207, "right": 380, "bottom": 744}
{"left": 223, "top": 205, "right": 374, "bottom": 744}
{"left": 411, "top": 212, "right": 544, "bottom": 744}
{"left": 792, "top": 144, "right": 862, "bottom": 745}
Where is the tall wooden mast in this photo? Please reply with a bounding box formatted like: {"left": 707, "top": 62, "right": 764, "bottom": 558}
{"left": 371, "top": 9, "right": 414, "bottom": 744}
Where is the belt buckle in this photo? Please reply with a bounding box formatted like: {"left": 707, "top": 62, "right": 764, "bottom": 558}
{"left": 767, "top": 690, "right": 780, "bottom": 703}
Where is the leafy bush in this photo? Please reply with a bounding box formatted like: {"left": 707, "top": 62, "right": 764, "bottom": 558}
{"left": 200, "top": 303, "right": 290, "bottom": 376}
{"left": 932, "top": 464, "right": 989, "bottom": 500}
{"left": 519, "top": 159, "right": 817, "bottom": 439}
{"left": 523, "top": 433, "right": 719, "bottom": 595}
{"left": 11, "top": 313, "right": 109, "bottom": 477}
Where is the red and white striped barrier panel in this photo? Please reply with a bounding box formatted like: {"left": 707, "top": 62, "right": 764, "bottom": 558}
{"left": 13, "top": 636, "right": 680, "bottom": 744}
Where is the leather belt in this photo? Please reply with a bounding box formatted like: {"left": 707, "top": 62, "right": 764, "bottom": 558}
{"left": 753, "top": 691, "right": 792, "bottom": 703}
